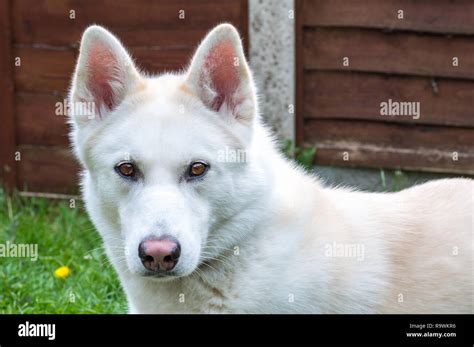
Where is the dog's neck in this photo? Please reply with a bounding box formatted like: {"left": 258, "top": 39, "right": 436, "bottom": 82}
{"left": 179, "top": 120, "right": 323, "bottom": 282}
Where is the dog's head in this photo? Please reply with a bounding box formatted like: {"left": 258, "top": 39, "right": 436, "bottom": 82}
{"left": 69, "top": 24, "right": 264, "bottom": 280}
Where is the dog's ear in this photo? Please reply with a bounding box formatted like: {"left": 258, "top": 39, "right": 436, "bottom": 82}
{"left": 70, "top": 25, "right": 141, "bottom": 126}
{"left": 184, "top": 24, "right": 256, "bottom": 123}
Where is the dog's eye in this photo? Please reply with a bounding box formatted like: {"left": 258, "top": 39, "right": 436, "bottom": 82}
{"left": 188, "top": 161, "right": 209, "bottom": 179}
{"left": 115, "top": 162, "right": 137, "bottom": 179}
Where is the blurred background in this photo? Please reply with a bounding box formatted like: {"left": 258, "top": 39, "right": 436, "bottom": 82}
{"left": 0, "top": 0, "right": 473, "bottom": 314}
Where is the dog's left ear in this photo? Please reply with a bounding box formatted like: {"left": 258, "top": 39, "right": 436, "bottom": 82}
{"left": 184, "top": 24, "right": 256, "bottom": 123}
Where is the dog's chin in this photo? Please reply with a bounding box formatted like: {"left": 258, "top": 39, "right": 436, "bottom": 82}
{"left": 136, "top": 267, "right": 197, "bottom": 282}
{"left": 145, "top": 274, "right": 180, "bottom": 283}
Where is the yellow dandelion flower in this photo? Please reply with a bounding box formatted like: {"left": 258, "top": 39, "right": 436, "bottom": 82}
{"left": 54, "top": 266, "right": 70, "bottom": 279}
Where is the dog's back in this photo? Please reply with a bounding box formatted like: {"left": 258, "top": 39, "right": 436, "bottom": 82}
{"left": 378, "top": 178, "right": 472, "bottom": 312}
{"left": 306, "top": 178, "right": 473, "bottom": 313}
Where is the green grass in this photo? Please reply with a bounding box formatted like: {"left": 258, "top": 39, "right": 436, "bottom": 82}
{"left": 0, "top": 189, "right": 126, "bottom": 313}
{"left": 281, "top": 139, "right": 317, "bottom": 170}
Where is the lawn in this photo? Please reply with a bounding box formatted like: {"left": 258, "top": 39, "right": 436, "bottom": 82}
{"left": 0, "top": 189, "right": 126, "bottom": 313}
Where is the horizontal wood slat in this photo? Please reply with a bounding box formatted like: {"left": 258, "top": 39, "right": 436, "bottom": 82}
{"left": 304, "top": 120, "right": 474, "bottom": 174}
{"left": 17, "top": 145, "right": 79, "bottom": 194}
{"left": 302, "top": 0, "right": 474, "bottom": 35}
{"left": 12, "top": 0, "right": 244, "bottom": 46}
{"left": 16, "top": 93, "right": 69, "bottom": 146}
{"left": 14, "top": 47, "right": 192, "bottom": 93}
{"left": 303, "top": 71, "right": 474, "bottom": 127}
{"left": 303, "top": 28, "right": 474, "bottom": 79}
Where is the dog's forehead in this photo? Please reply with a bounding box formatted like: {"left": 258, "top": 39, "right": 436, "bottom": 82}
{"left": 88, "top": 74, "right": 240, "bottom": 167}
{"left": 100, "top": 97, "right": 220, "bottom": 161}
{"left": 119, "top": 111, "right": 208, "bottom": 155}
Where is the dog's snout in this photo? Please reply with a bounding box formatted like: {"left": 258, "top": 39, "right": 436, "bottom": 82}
{"left": 138, "top": 235, "right": 181, "bottom": 273}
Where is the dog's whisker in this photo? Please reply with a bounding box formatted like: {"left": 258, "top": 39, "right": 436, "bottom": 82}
{"left": 200, "top": 253, "right": 234, "bottom": 268}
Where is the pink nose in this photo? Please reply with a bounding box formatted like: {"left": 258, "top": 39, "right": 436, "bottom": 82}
{"left": 138, "top": 235, "right": 181, "bottom": 272}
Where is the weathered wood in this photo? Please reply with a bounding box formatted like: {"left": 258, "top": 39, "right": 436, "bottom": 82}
{"left": 303, "top": 71, "right": 474, "bottom": 127}
{"left": 302, "top": 0, "right": 474, "bottom": 35}
{"left": 304, "top": 120, "right": 474, "bottom": 174}
{"left": 303, "top": 28, "right": 474, "bottom": 79}
{"left": 295, "top": 0, "right": 304, "bottom": 145}
{"left": 14, "top": 46, "right": 193, "bottom": 93}
{"left": 0, "top": 0, "right": 18, "bottom": 193}
{"left": 295, "top": 0, "right": 474, "bottom": 174}
{"left": 17, "top": 146, "right": 79, "bottom": 194}
{"left": 240, "top": 0, "right": 249, "bottom": 57}
{"left": 16, "top": 92, "right": 70, "bottom": 146}
{"left": 19, "top": 191, "right": 80, "bottom": 200}
{"left": 9, "top": 0, "right": 249, "bottom": 194}
{"left": 12, "top": 0, "right": 245, "bottom": 46}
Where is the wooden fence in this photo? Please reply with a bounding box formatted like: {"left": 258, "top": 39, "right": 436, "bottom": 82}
{"left": 295, "top": 0, "right": 474, "bottom": 174}
{"left": 0, "top": 0, "right": 248, "bottom": 194}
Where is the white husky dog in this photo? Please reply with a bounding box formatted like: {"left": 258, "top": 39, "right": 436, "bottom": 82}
{"left": 69, "top": 24, "right": 473, "bottom": 313}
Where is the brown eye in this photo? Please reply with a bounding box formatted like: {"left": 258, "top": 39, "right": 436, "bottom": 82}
{"left": 188, "top": 161, "right": 209, "bottom": 178}
{"left": 115, "top": 162, "right": 136, "bottom": 179}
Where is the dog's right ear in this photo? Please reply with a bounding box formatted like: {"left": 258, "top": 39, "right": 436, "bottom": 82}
{"left": 69, "top": 25, "right": 141, "bottom": 127}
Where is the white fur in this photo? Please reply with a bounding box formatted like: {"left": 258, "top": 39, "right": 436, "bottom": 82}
{"left": 69, "top": 24, "right": 473, "bottom": 313}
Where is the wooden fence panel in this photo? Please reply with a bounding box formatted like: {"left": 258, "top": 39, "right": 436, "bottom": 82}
{"left": 17, "top": 146, "right": 79, "bottom": 194}
{"left": 296, "top": 0, "right": 474, "bottom": 174}
{"left": 0, "top": 0, "right": 17, "bottom": 193}
{"left": 303, "top": 71, "right": 474, "bottom": 127}
{"left": 304, "top": 120, "right": 474, "bottom": 174}
{"left": 303, "top": 28, "right": 474, "bottom": 79}
{"left": 302, "top": 0, "right": 474, "bottom": 35}
{"left": 13, "top": 0, "right": 245, "bottom": 46}
{"left": 1, "top": 0, "right": 249, "bottom": 194}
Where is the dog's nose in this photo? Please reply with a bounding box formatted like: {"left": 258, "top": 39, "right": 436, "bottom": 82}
{"left": 138, "top": 235, "right": 181, "bottom": 272}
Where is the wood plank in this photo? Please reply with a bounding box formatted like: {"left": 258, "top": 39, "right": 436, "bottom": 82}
{"left": 16, "top": 93, "right": 70, "bottom": 146}
{"left": 240, "top": 0, "right": 249, "bottom": 57}
{"left": 12, "top": 0, "right": 245, "bottom": 47}
{"left": 304, "top": 120, "right": 474, "bottom": 174}
{"left": 295, "top": 0, "right": 304, "bottom": 145}
{"left": 303, "top": 28, "right": 474, "bottom": 79}
{"left": 14, "top": 46, "right": 192, "bottom": 93}
{"left": 132, "top": 47, "right": 194, "bottom": 75}
{"left": 0, "top": 0, "right": 18, "bottom": 193}
{"left": 14, "top": 47, "right": 76, "bottom": 94}
{"left": 302, "top": 0, "right": 474, "bottom": 35}
{"left": 17, "top": 145, "right": 79, "bottom": 194}
{"left": 303, "top": 71, "right": 474, "bottom": 127}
